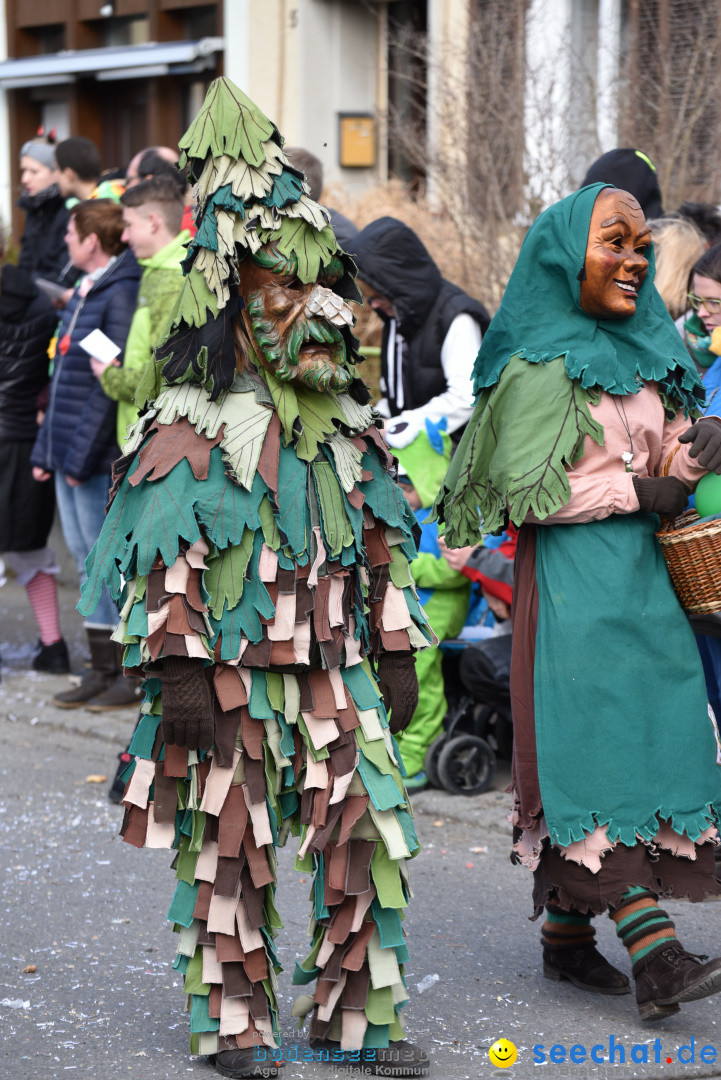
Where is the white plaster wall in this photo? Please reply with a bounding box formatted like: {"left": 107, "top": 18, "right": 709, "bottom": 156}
{"left": 298, "top": 0, "right": 379, "bottom": 193}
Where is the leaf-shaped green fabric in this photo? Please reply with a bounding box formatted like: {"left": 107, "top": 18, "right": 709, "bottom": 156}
{"left": 153, "top": 382, "right": 273, "bottom": 492}
{"left": 311, "top": 460, "right": 355, "bottom": 558}
{"left": 434, "top": 354, "right": 603, "bottom": 545}
{"left": 188, "top": 184, "right": 246, "bottom": 259}
{"left": 358, "top": 449, "right": 419, "bottom": 536}
{"left": 178, "top": 77, "right": 277, "bottom": 172}
{"left": 323, "top": 433, "right": 364, "bottom": 493}
{"left": 79, "top": 456, "right": 203, "bottom": 614}
{"left": 194, "top": 451, "right": 267, "bottom": 547}
{"left": 262, "top": 168, "right": 305, "bottom": 209}
{"left": 276, "top": 442, "right": 310, "bottom": 557}
{"left": 269, "top": 217, "right": 337, "bottom": 284}
{"left": 204, "top": 527, "right": 254, "bottom": 619}
{"left": 212, "top": 533, "right": 275, "bottom": 657}
{"left": 170, "top": 266, "right": 218, "bottom": 333}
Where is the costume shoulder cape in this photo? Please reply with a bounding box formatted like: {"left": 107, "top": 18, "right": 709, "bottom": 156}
{"left": 433, "top": 184, "right": 705, "bottom": 544}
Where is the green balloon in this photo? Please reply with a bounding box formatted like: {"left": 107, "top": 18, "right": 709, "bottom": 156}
{"left": 694, "top": 471, "right": 721, "bottom": 518}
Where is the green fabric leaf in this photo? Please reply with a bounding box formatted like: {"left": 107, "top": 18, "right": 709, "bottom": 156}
{"left": 262, "top": 168, "right": 305, "bottom": 209}
{"left": 311, "top": 460, "right": 355, "bottom": 558}
{"left": 435, "top": 354, "right": 602, "bottom": 544}
{"left": 178, "top": 77, "right": 277, "bottom": 172}
{"left": 357, "top": 450, "right": 418, "bottom": 536}
{"left": 204, "top": 527, "right": 254, "bottom": 619}
{"left": 194, "top": 451, "right": 267, "bottom": 548}
{"left": 276, "top": 442, "right": 310, "bottom": 557}
{"left": 267, "top": 217, "right": 338, "bottom": 284}
{"left": 211, "top": 532, "right": 274, "bottom": 656}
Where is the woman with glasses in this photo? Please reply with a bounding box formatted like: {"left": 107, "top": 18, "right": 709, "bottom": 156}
{"left": 678, "top": 245, "right": 721, "bottom": 739}
{"left": 435, "top": 184, "right": 721, "bottom": 1021}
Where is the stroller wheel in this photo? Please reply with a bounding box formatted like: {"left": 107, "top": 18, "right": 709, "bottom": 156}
{"left": 424, "top": 733, "right": 447, "bottom": 788}
{"left": 437, "top": 735, "right": 496, "bottom": 796}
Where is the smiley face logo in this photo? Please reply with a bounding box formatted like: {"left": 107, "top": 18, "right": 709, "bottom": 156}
{"left": 489, "top": 1039, "right": 518, "bottom": 1068}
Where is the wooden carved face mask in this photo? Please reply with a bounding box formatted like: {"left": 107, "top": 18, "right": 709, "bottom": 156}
{"left": 236, "top": 246, "right": 355, "bottom": 392}
{"left": 579, "top": 188, "right": 651, "bottom": 321}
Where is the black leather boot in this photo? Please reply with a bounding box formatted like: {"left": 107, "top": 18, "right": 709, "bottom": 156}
{"left": 210, "top": 1048, "right": 282, "bottom": 1078}
{"left": 543, "top": 942, "right": 630, "bottom": 995}
{"left": 634, "top": 941, "right": 721, "bottom": 1021}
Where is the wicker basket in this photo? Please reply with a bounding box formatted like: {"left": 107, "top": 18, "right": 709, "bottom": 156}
{"left": 657, "top": 509, "right": 721, "bottom": 613}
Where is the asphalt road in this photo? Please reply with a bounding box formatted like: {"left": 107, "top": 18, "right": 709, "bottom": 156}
{"left": 3, "top": 578, "right": 721, "bottom": 1080}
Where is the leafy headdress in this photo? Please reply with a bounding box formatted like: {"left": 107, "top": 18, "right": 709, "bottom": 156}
{"left": 137, "top": 77, "right": 366, "bottom": 409}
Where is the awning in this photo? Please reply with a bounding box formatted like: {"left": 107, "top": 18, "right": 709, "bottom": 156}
{"left": 0, "top": 38, "right": 224, "bottom": 88}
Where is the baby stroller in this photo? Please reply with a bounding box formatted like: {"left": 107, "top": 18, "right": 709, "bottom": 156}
{"left": 425, "top": 633, "right": 512, "bottom": 796}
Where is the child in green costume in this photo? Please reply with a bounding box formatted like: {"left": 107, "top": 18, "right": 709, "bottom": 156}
{"left": 394, "top": 420, "right": 470, "bottom": 787}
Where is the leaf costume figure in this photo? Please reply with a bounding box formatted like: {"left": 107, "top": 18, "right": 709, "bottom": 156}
{"left": 435, "top": 185, "right": 721, "bottom": 1020}
{"left": 80, "top": 79, "right": 433, "bottom": 1077}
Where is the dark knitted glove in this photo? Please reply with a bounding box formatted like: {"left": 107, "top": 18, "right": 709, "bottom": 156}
{"left": 632, "top": 475, "right": 689, "bottom": 518}
{"left": 376, "top": 652, "right": 418, "bottom": 735}
{"left": 678, "top": 416, "right": 721, "bottom": 473}
{"left": 158, "top": 655, "right": 214, "bottom": 751}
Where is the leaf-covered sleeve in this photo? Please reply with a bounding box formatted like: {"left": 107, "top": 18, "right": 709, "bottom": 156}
{"left": 432, "top": 354, "right": 603, "bottom": 543}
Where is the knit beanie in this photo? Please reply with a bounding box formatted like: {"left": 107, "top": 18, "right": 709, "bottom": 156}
{"left": 19, "top": 140, "right": 56, "bottom": 170}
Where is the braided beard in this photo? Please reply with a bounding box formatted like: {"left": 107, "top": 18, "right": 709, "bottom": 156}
{"left": 247, "top": 291, "right": 352, "bottom": 392}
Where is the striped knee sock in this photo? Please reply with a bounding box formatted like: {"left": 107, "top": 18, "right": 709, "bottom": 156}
{"left": 610, "top": 886, "right": 676, "bottom": 971}
{"left": 24, "top": 571, "right": 61, "bottom": 646}
{"left": 542, "top": 904, "right": 594, "bottom": 948}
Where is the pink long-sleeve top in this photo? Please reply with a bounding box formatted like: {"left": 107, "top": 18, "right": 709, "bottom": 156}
{"left": 538, "top": 383, "right": 711, "bottom": 525}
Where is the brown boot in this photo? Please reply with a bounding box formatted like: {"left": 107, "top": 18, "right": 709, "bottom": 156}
{"left": 634, "top": 941, "right": 721, "bottom": 1021}
{"left": 211, "top": 1048, "right": 282, "bottom": 1077}
{"left": 52, "top": 627, "right": 116, "bottom": 708}
{"left": 85, "top": 668, "right": 141, "bottom": 711}
{"left": 543, "top": 942, "right": 630, "bottom": 995}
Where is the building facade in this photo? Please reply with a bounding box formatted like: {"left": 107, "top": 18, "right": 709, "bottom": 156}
{"left": 0, "top": 1, "right": 710, "bottom": 243}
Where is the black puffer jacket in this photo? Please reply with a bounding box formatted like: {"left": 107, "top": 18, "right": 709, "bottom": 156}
{"left": 0, "top": 266, "right": 57, "bottom": 442}
{"left": 352, "top": 217, "right": 490, "bottom": 414}
{"left": 31, "top": 249, "right": 141, "bottom": 482}
{"left": 16, "top": 183, "right": 71, "bottom": 292}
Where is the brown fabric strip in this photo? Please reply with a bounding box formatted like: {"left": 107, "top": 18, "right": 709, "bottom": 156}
{"left": 215, "top": 930, "right": 245, "bottom": 964}
{"left": 328, "top": 842, "right": 349, "bottom": 893}
{"left": 208, "top": 984, "right": 222, "bottom": 1019}
{"left": 243, "top": 756, "right": 266, "bottom": 805}
{"left": 327, "top": 895, "right": 356, "bottom": 945}
{"left": 239, "top": 862, "right": 266, "bottom": 931}
{"left": 214, "top": 666, "right": 249, "bottom": 710}
{"left": 222, "top": 960, "right": 253, "bottom": 998}
{"left": 340, "top": 919, "right": 375, "bottom": 968}
{"left": 308, "top": 800, "right": 344, "bottom": 853}
{"left": 532, "top": 840, "right": 721, "bottom": 918}
{"left": 153, "top": 763, "right": 178, "bottom": 823}
{"left": 338, "top": 796, "right": 369, "bottom": 846}
{"left": 215, "top": 854, "right": 245, "bottom": 898}
{"left": 308, "top": 668, "right": 337, "bottom": 719}
{"left": 247, "top": 979, "right": 270, "bottom": 1021}
{"left": 510, "top": 523, "right": 542, "bottom": 827}
{"left": 243, "top": 947, "right": 269, "bottom": 984}
{"left": 214, "top": 706, "right": 241, "bottom": 769}
{"left": 242, "top": 829, "right": 275, "bottom": 889}
{"left": 217, "top": 785, "right": 249, "bottom": 858}
{"left": 341, "top": 963, "right": 371, "bottom": 1009}
{"left": 121, "top": 804, "right": 148, "bottom": 848}
{"left": 345, "top": 839, "right": 374, "bottom": 895}
{"left": 239, "top": 707, "right": 265, "bottom": 761}
{"left": 193, "top": 880, "right": 213, "bottom": 921}
{"left": 163, "top": 742, "right": 189, "bottom": 778}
